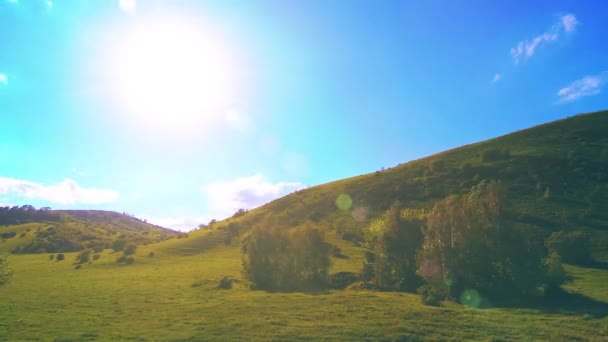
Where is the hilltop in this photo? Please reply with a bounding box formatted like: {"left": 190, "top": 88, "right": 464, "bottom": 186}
{"left": 0, "top": 208, "right": 179, "bottom": 254}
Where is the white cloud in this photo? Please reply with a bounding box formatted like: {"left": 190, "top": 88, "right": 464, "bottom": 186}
{"left": 557, "top": 72, "right": 607, "bottom": 103}
{"left": 119, "top": 0, "right": 136, "bottom": 15}
{"left": 561, "top": 14, "right": 578, "bottom": 33}
{"left": 146, "top": 215, "right": 209, "bottom": 232}
{"left": 206, "top": 174, "right": 305, "bottom": 218}
{"left": 0, "top": 177, "right": 119, "bottom": 205}
{"left": 491, "top": 73, "right": 502, "bottom": 84}
{"left": 0, "top": 73, "right": 7, "bottom": 85}
{"left": 511, "top": 14, "right": 578, "bottom": 63}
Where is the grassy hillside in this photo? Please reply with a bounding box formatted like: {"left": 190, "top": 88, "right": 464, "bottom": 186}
{"left": 0, "top": 209, "right": 179, "bottom": 254}
{"left": 1, "top": 111, "right": 608, "bottom": 340}
{"left": 206, "top": 110, "right": 608, "bottom": 260}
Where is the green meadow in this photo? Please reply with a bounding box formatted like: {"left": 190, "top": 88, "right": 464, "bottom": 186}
{"left": 1, "top": 232, "right": 607, "bottom": 341}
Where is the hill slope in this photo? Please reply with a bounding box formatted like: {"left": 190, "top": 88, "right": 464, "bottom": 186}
{"left": 178, "top": 110, "right": 608, "bottom": 259}
{"left": 0, "top": 208, "right": 179, "bottom": 253}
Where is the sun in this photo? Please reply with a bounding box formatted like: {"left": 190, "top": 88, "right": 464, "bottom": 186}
{"left": 111, "top": 14, "right": 240, "bottom": 130}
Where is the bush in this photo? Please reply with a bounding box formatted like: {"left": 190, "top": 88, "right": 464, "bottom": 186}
{"left": 75, "top": 249, "right": 93, "bottom": 264}
{"left": 0, "top": 254, "right": 13, "bottom": 287}
{"left": 49, "top": 254, "right": 55, "bottom": 260}
{"left": 218, "top": 276, "right": 233, "bottom": 289}
{"left": 74, "top": 265, "right": 81, "bottom": 270}
{"left": 148, "top": 251, "right": 155, "bottom": 257}
{"left": 111, "top": 239, "right": 127, "bottom": 253}
{"left": 56, "top": 253, "right": 65, "bottom": 261}
{"left": 242, "top": 225, "right": 332, "bottom": 291}
{"left": 116, "top": 256, "right": 135, "bottom": 264}
{"left": 418, "top": 285, "right": 446, "bottom": 306}
{"left": 92, "top": 254, "right": 101, "bottom": 261}
{"left": 123, "top": 244, "right": 137, "bottom": 256}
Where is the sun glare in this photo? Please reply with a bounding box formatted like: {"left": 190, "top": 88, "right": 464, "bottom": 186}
{"left": 111, "top": 15, "right": 239, "bottom": 130}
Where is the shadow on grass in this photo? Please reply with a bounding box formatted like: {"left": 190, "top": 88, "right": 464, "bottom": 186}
{"left": 586, "top": 260, "right": 608, "bottom": 270}
{"left": 492, "top": 289, "right": 608, "bottom": 318}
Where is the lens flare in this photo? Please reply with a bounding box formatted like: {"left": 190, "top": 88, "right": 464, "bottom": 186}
{"left": 460, "top": 289, "right": 482, "bottom": 308}
{"left": 336, "top": 194, "right": 353, "bottom": 211}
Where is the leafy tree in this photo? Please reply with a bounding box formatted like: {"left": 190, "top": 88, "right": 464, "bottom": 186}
{"left": 417, "top": 180, "right": 550, "bottom": 303}
{"left": 362, "top": 201, "right": 423, "bottom": 291}
{"left": 242, "top": 225, "right": 332, "bottom": 291}
{"left": 0, "top": 254, "right": 13, "bottom": 288}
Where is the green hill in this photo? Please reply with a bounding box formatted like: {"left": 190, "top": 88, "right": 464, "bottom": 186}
{"left": 200, "top": 110, "right": 608, "bottom": 260}
{"left": 0, "top": 208, "right": 179, "bottom": 254}
{"left": 1, "top": 111, "right": 608, "bottom": 341}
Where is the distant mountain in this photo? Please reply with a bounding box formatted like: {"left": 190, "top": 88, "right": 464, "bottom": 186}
{"left": 0, "top": 208, "right": 179, "bottom": 253}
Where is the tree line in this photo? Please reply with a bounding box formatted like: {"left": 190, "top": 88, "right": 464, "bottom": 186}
{"left": 241, "top": 180, "right": 587, "bottom": 306}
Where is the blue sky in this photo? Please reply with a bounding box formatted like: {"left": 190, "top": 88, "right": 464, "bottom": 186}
{"left": 1, "top": 0, "right": 607, "bottom": 230}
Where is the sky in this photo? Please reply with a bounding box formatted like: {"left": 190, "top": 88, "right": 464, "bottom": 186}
{"left": 1, "top": 0, "right": 607, "bottom": 231}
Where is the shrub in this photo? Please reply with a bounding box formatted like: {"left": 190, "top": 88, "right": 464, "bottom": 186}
{"left": 218, "top": 276, "right": 233, "bottom": 289}
{"left": 56, "top": 253, "right": 65, "bottom": 261}
{"left": 123, "top": 244, "right": 137, "bottom": 256}
{"left": 92, "top": 254, "right": 101, "bottom": 261}
{"left": 418, "top": 285, "right": 445, "bottom": 306}
{"left": 116, "top": 256, "right": 135, "bottom": 264}
{"left": 242, "top": 225, "right": 332, "bottom": 291}
{"left": 74, "top": 265, "right": 81, "bottom": 270}
{"left": 111, "top": 239, "right": 127, "bottom": 253}
{"left": 75, "top": 249, "right": 93, "bottom": 264}
{"left": 148, "top": 251, "right": 155, "bottom": 257}
{"left": 49, "top": 254, "right": 55, "bottom": 260}
{"left": 0, "top": 254, "right": 13, "bottom": 287}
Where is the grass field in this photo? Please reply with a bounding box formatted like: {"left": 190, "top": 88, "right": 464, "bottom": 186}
{"left": 1, "top": 236, "right": 607, "bottom": 341}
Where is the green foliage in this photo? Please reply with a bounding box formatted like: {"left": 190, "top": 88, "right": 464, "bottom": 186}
{"left": 75, "top": 249, "right": 93, "bottom": 264}
{"left": 56, "top": 253, "right": 65, "bottom": 261}
{"left": 111, "top": 239, "right": 127, "bottom": 253}
{"left": 0, "top": 254, "right": 13, "bottom": 287}
{"left": 417, "top": 181, "right": 550, "bottom": 302}
{"left": 545, "top": 230, "right": 592, "bottom": 265}
{"left": 362, "top": 201, "right": 423, "bottom": 291}
{"left": 1, "top": 209, "right": 178, "bottom": 254}
{"left": 417, "top": 284, "right": 445, "bottom": 306}
{"left": 241, "top": 225, "right": 332, "bottom": 291}
{"left": 123, "top": 243, "right": 137, "bottom": 256}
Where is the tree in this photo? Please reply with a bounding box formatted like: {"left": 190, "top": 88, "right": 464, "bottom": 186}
{"left": 362, "top": 201, "right": 423, "bottom": 291}
{"left": 0, "top": 254, "right": 14, "bottom": 288}
{"left": 417, "top": 180, "right": 550, "bottom": 303}
{"left": 242, "top": 225, "right": 332, "bottom": 291}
